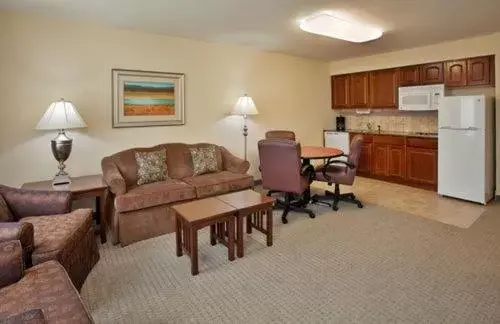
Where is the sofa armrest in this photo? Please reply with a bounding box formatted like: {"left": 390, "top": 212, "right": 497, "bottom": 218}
{"left": 0, "top": 185, "right": 71, "bottom": 219}
{"left": 0, "top": 240, "right": 23, "bottom": 289}
{"left": 220, "top": 147, "right": 250, "bottom": 174}
{"left": 101, "top": 158, "right": 126, "bottom": 195}
{"left": 0, "top": 222, "right": 34, "bottom": 255}
{"left": 2, "top": 309, "right": 46, "bottom": 324}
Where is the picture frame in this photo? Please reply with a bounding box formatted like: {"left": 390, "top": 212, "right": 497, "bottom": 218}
{"left": 112, "top": 69, "right": 185, "bottom": 128}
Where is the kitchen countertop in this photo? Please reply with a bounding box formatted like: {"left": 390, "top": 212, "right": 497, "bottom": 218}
{"left": 324, "top": 129, "right": 438, "bottom": 139}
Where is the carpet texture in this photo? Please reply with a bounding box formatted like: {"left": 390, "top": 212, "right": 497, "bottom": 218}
{"left": 81, "top": 203, "right": 500, "bottom": 323}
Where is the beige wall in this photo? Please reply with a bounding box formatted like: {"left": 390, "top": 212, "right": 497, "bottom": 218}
{"left": 0, "top": 12, "right": 331, "bottom": 186}
{"left": 329, "top": 33, "right": 500, "bottom": 194}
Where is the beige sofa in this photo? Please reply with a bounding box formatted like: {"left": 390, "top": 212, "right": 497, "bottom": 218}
{"left": 102, "top": 143, "right": 253, "bottom": 246}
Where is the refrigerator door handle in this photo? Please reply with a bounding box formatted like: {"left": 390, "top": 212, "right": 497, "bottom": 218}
{"left": 439, "top": 126, "right": 479, "bottom": 131}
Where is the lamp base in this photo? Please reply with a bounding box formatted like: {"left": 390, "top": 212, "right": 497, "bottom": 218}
{"left": 52, "top": 173, "right": 71, "bottom": 186}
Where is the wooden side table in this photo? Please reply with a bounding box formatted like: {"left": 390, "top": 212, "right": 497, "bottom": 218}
{"left": 172, "top": 197, "right": 236, "bottom": 276}
{"left": 21, "top": 174, "right": 109, "bottom": 243}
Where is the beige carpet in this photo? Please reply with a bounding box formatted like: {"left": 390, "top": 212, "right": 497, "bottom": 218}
{"left": 81, "top": 202, "right": 500, "bottom": 323}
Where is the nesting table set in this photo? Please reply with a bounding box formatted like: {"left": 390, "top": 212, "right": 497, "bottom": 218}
{"left": 172, "top": 189, "right": 274, "bottom": 275}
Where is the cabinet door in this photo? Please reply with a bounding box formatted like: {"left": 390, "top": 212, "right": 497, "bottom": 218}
{"left": 331, "top": 75, "right": 350, "bottom": 109}
{"left": 388, "top": 145, "right": 405, "bottom": 180}
{"left": 369, "top": 69, "right": 398, "bottom": 108}
{"left": 371, "top": 144, "right": 388, "bottom": 176}
{"left": 445, "top": 60, "right": 467, "bottom": 87}
{"left": 357, "top": 143, "right": 372, "bottom": 174}
{"left": 350, "top": 72, "right": 370, "bottom": 108}
{"left": 421, "top": 62, "right": 444, "bottom": 84}
{"left": 406, "top": 148, "right": 437, "bottom": 185}
{"left": 467, "top": 56, "right": 491, "bottom": 86}
{"left": 399, "top": 65, "right": 421, "bottom": 86}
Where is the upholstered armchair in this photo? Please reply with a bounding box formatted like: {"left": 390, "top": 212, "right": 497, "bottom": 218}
{"left": 0, "top": 185, "right": 99, "bottom": 290}
{"left": 0, "top": 240, "right": 94, "bottom": 323}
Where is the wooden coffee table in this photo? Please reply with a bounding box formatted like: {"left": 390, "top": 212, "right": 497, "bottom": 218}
{"left": 216, "top": 190, "right": 275, "bottom": 258}
{"left": 172, "top": 197, "right": 236, "bottom": 276}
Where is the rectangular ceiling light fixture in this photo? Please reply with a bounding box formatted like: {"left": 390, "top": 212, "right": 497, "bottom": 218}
{"left": 299, "top": 12, "right": 383, "bottom": 43}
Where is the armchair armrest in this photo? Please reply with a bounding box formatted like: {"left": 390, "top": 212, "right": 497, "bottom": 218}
{"left": 220, "top": 147, "right": 250, "bottom": 174}
{"left": 0, "top": 240, "right": 23, "bottom": 289}
{"left": 300, "top": 164, "right": 315, "bottom": 183}
{"left": 101, "top": 158, "right": 126, "bottom": 195}
{"left": 320, "top": 158, "right": 356, "bottom": 182}
{"left": 0, "top": 185, "right": 71, "bottom": 219}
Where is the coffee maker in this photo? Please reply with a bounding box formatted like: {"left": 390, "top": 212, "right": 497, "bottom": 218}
{"left": 336, "top": 115, "right": 346, "bottom": 131}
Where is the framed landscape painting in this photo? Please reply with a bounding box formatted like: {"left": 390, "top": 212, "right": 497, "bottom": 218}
{"left": 112, "top": 69, "right": 185, "bottom": 127}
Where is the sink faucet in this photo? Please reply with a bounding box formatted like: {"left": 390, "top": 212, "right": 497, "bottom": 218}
{"left": 377, "top": 125, "right": 381, "bottom": 133}
{"left": 367, "top": 122, "right": 373, "bottom": 131}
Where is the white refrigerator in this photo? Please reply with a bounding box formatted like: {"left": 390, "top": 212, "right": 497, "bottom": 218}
{"left": 438, "top": 95, "right": 494, "bottom": 204}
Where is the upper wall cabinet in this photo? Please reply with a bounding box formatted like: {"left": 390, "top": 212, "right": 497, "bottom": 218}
{"left": 330, "top": 55, "right": 494, "bottom": 110}
{"left": 331, "top": 75, "right": 350, "bottom": 109}
{"left": 399, "top": 65, "right": 421, "bottom": 86}
{"left": 350, "top": 72, "right": 370, "bottom": 108}
{"left": 467, "top": 56, "right": 492, "bottom": 86}
{"left": 369, "top": 69, "right": 398, "bottom": 108}
{"left": 421, "top": 62, "right": 444, "bottom": 84}
{"left": 444, "top": 60, "right": 467, "bottom": 87}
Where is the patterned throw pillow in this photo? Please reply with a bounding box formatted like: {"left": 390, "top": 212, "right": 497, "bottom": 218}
{"left": 135, "top": 149, "right": 168, "bottom": 185}
{"left": 190, "top": 146, "right": 219, "bottom": 176}
{"left": 0, "top": 194, "right": 13, "bottom": 222}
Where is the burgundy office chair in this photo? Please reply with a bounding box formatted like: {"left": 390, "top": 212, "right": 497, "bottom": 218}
{"left": 258, "top": 139, "right": 315, "bottom": 224}
{"left": 312, "top": 135, "right": 364, "bottom": 211}
{"left": 265, "top": 130, "right": 296, "bottom": 141}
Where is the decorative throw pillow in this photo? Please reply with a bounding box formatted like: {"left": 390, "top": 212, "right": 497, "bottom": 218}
{"left": 135, "top": 149, "right": 168, "bottom": 185}
{"left": 0, "top": 194, "right": 13, "bottom": 222}
{"left": 190, "top": 146, "right": 219, "bottom": 176}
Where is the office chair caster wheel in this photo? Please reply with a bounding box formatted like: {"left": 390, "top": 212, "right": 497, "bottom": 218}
{"left": 357, "top": 202, "right": 364, "bottom": 208}
{"left": 332, "top": 205, "right": 339, "bottom": 211}
{"left": 281, "top": 217, "right": 288, "bottom": 224}
{"left": 308, "top": 212, "right": 315, "bottom": 219}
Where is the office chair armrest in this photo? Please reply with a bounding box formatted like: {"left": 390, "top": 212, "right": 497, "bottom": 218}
{"left": 301, "top": 164, "right": 315, "bottom": 183}
{"left": 320, "top": 159, "right": 356, "bottom": 182}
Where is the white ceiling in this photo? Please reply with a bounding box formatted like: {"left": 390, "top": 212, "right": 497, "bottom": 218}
{"left": 2, "top": 0, "right": 500, "bottom": 61}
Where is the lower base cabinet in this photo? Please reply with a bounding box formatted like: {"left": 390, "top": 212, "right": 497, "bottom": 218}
{"left": 406, "top": 147, "right": 438, "bottom": 185}
{"left": 350, "top": 133, "right": 437, "bottom": 190}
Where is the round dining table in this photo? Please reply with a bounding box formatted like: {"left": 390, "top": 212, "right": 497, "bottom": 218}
{"left": 299, "top": 146, "right": 344, "bottom": 206}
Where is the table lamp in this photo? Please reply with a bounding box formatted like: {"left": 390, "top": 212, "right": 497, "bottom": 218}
{"left": 36, "top": 99, "right": 87, "bottom": 185}
{"left": 232, "top": 94, "right": 258, "bottom": 160}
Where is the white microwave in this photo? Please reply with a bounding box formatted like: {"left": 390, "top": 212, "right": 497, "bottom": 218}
{"left": 398, "top": 84, "right": 445, "bottom": 111}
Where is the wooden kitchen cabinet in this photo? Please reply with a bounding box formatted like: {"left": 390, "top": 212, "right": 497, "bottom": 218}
{"left": 445, "top": 60, "right": 467, "bottom": 87}
{"left": 357, "top": 143, "right": 373, "bottom": 174}
{"left": 371, "top": 143, "right": 388, "bottom": 177}
{"left": 350, "top": 72, "right": 370, "bottom": 108}
{"left": 369, "top": 68, "right": 398, "bottom": 108}
{"left": 421, "top": 62, "right": 444, "bottom": 84}
{"left": 406, "top": 137, "right": 438, "bottom": 187}
{"left": 467, "top": 56, "right": 492, "bottom": 86}
{"left": 331, "top": 75, "right": 350, "bottom": 109}
{"left": 399, "top": 65, "right": 421, "bottom": 86}
{"left": 388, "top": 145, "right": 405, "bottom": 180}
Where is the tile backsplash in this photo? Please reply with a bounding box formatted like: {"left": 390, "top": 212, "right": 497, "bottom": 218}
{"left": 344, "top": 113, "right": 438, "bottom": 133}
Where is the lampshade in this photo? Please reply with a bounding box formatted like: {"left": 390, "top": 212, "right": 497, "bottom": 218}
{"left": 232, "top": 95, "right": 258, "bottom": 116}
{"left": 36, "top": 99, "right": 87, "bottom": 130}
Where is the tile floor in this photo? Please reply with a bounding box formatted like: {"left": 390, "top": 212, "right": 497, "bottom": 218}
{"left": 310, "top": 177, "right": 490, "bottom": 229}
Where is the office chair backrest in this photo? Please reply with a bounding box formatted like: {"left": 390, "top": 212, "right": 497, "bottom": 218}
{"left": 265, "top": 130, "right": 296, "bottom": 141}
{"left": 258, "top": 139, "right": 304, "bottom": 194}
{"left": 346, "top": 135, "right": 364, "bottom": 181}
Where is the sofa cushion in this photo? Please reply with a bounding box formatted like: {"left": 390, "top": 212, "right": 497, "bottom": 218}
{"left": 135, "top": 149, "right": 168, "bottom": 185}
{"left": 20, "top": 210, "right": 93, "bottom": 266}
{"left": 189, "top": 146, "right": 219, "bottom": 176}
{"left": 183, "top": 171, "right": 253, "bottom": 198}
{"left": 165, "top": 143, "right": 223, "bottom": 179}
{"left": 0, "top": 261, "right": 93, "bottom": 323}
{"left": 115, "top": 179, "right": 196, "bottom": 213}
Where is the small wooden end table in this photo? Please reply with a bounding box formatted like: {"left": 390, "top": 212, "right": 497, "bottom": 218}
{"left": 172, "top": 197, "right": 236, "bottom": 276}
{"left": 21, "top": 174, "right": 109, "bottom": 243}
{"left": 216, "top": 190, "right": 274, "bottom": 258}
